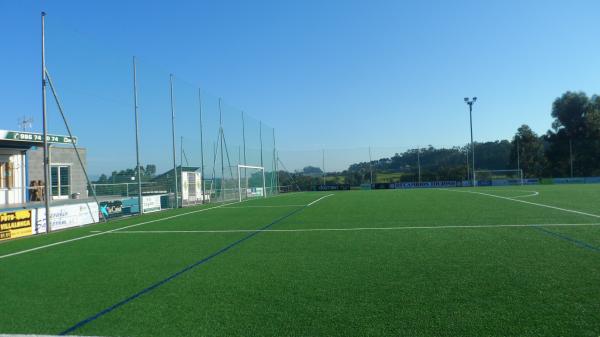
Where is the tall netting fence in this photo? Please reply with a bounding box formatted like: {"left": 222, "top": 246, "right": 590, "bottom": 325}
{"left": 29, "top": 17, "right": 279, "bottom": 231}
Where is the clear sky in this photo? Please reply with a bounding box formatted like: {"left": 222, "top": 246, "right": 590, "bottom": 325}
{"left": 2, "top": 0, "right": 600, "bottom": 173}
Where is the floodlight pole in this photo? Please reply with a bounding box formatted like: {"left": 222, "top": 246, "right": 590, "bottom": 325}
{"left": 41, "top": 11, "right": 51, "bottom": 233}
{"left": 465, "top": 147, "right": 469, "bottom": 181}
{"left": 132, "top": 56, "right": 143, "bottom": 215}
{"left": 464, "top": 97, "right": 477, "bottom": 187}
{"left": 170, "top": 74, "right": 179, "bottom": 208}
{"left": 198, "top": 89, "right": 205, "bottom": 203}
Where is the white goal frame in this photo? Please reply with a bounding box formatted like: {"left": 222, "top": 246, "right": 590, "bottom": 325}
{"left": 237, "top": 164, "right": 266, "bottom": 202}
{"left": 474, "top": 169, "right": 524, "bottom": 186}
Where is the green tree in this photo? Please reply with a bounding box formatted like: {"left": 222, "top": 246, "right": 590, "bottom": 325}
{"left": 546, "top": 91, "right": 600, "bottom": 176}
{"left": 510, "top": 125, "right": 546, "bottom": 178}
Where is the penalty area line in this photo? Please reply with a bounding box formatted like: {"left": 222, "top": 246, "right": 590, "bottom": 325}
{"left": 443, "top": 189, "right": 600, "bottom": 219}
{"left": 307, "top": 194, "right": 334, "bottom": 206}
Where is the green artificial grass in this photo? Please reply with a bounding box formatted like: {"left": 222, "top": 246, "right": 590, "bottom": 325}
{"left": 0, "top": 186, "right": 599, "bottom": 336}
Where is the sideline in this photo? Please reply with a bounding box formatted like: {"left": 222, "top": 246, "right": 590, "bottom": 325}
{"left": 0, "top": 202, "right": 237, "bottom": 260}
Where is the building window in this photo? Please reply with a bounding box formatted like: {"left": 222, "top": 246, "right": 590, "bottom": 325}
{"left": 50, "top": 165, "right": 70, "bottom": 197}
{"left": 0, "top": 161, "right": 14, "bottom": 189}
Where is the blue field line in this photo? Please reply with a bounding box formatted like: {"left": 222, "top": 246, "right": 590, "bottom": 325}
{"left": 533, "top": 226, "right": 600, "bottom": 253}
{"left": 59, "top": 205, "right": 308, "bottom": 335}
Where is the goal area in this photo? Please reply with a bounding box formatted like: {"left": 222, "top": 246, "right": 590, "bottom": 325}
{"left": 474, "top": 169, "right": 523, "bottom": 186}
{"left": 237, "top": 165, "right": 267, "bottom": 202}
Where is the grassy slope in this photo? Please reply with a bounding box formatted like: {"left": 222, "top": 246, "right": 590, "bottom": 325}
{"left": 1, "top": 186, "right": 599, "bottom": 336}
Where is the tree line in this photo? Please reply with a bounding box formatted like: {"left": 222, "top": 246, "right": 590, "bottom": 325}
{"left": 279, "top": 91, "right": 600, "bottom": 189}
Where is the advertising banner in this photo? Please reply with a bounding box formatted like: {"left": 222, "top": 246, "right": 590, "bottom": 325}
{"left": 34, "top": 202, "right": 99, "bottom": 234}
{"left": 314, "top": 184, "right": 351, "bottom": 191}
{"left": 143, "top": 195, "right": 162, "bottom": 213}
{"left": 246, "top": 187, "right": 264, "bottom": 197}
{"left": 0, "top": 210, "right": 33, "bottom": 241}
{"left": 392, "top": 181, "right": 458, "bottom": 189}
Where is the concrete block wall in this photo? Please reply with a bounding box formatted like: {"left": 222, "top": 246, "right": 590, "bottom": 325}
{"left": 28, "top": 146, "right": 88, "bottom": 198}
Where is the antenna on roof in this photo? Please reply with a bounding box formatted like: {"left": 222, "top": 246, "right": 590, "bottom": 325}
{"left": 18, "top": 116, "right": 34, "bottom": 131}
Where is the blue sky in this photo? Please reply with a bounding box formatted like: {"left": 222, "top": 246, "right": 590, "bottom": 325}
{"left": 1, "top": 0, "right": 600, "bottom": 173}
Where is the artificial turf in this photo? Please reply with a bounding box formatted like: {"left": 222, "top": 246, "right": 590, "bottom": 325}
{"left": 0, "top": 185, "right": 599, "bottom": 336}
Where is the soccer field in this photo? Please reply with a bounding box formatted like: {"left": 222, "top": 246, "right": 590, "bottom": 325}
{"left": 1, "top": 185, "right": 599, "bottom": 336}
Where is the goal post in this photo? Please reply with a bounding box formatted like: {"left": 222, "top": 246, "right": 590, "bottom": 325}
{"left": 474, "top": 169, "right": 524, "bottom": 186}
{"left": 237, "top": 164, "right": 266, "bottom": 202}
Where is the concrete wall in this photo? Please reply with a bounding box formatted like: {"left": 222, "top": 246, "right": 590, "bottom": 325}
{"left": 28, "top": 146, "right": 88, "bottom": 199}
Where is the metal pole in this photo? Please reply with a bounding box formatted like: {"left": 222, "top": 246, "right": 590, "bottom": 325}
{"left": 241, "top": 111, "right": 247, "bottom": 198}
{"left": 469, "top": 103, "right": 475, "bottom": 187}
{"left": 262, "top": 167, "right": 267, "bottom": 199}
{"left": 465, "top": 147, "right": 469, "bottom": 181}
{"left": 180, "top": 136, "right": 184, "bottom": 170}
{"left": 272, "top": 128, "right": 277, "bottom": 195}
{"left": 238, "top": 165, "right": 242, "bottom": 202}
{"left": 133, "top": 56, "right": 143, "bottom": 215}
{"left": 369, "top": 146, "right": 373, "bottom": 186}
{"left": 169, "top": 74, "right": 179, "bottom": 208}
{"left": 198, "top": 89, "right": 205, "bottom": 203}
{"left": 45, "top": 71, "right": 107, "bottom": 223}
{"left": 417, "top": 147, "right": 421, "bottom": 184}
{"left": 259, "top": 121, "right": 264, "bottom": 168}
{"left": 322, "top": 149, "right": 325, "bottom": 186}
{"left": 516, "top": 137, "right": 521, "bottom": 183}
{"left": 218, "top": 98, "right": 225, "bottom": 201}
{"left": 41, "top": 12, "right": 51, "bottom": 233}
{"left": 569, "top": 138, "right": 573, "bottom": 178}
{"left": 516, "top": 137, "right": 520, "bottom": 172}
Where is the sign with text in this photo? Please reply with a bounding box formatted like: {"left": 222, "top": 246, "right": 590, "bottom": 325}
{"left": 143, "top": 195, "right": 162, "bottom": 213}
{"left": 0, "top": 130, "right": 77, "bottom": 145}
{"left": 0, "top": 210, "right": 33, "bottom": 241}
{"left": 34, "top": 202, "right": 99, "bottom": 233}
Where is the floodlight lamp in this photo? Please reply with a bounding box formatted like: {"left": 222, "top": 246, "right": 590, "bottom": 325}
{"left": 473, "top": 97, "right": 477, "bottom": 102}
{"left": 464, "top": 97, "right": 469, "bottom": 102}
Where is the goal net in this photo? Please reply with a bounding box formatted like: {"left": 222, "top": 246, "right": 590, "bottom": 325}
{"left": 474, "top": 169, "right": 523, "bottom": 186}
{"left": 237, "top": 165, "right": 266, "bottom": 202}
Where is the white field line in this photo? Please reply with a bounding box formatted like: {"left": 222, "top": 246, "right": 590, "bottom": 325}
{"left": 444, "top": 189, "right": 600, "bottom": 219}
{"left": 0, "top": 193, "right": 320, "bottom": 260}
{"left": 512, "top": 191, "right": 539, "bottom": 198}
{"left": 307, "top": 194, "right": 334, "bottom": 206}
{"left": 0, "top": 335, "right": 106, "bottom": 337}
{"left": 471, "top": 189, "right": 539, "bottom": 198}
{"left": 222, "top": 205, "right": 307, "bottom": 208}
{"left": 101, "top": 222, "right": 600, "bottom": 234}
{"left": 0, "top": 202, "right": 239, "bottom": 260}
